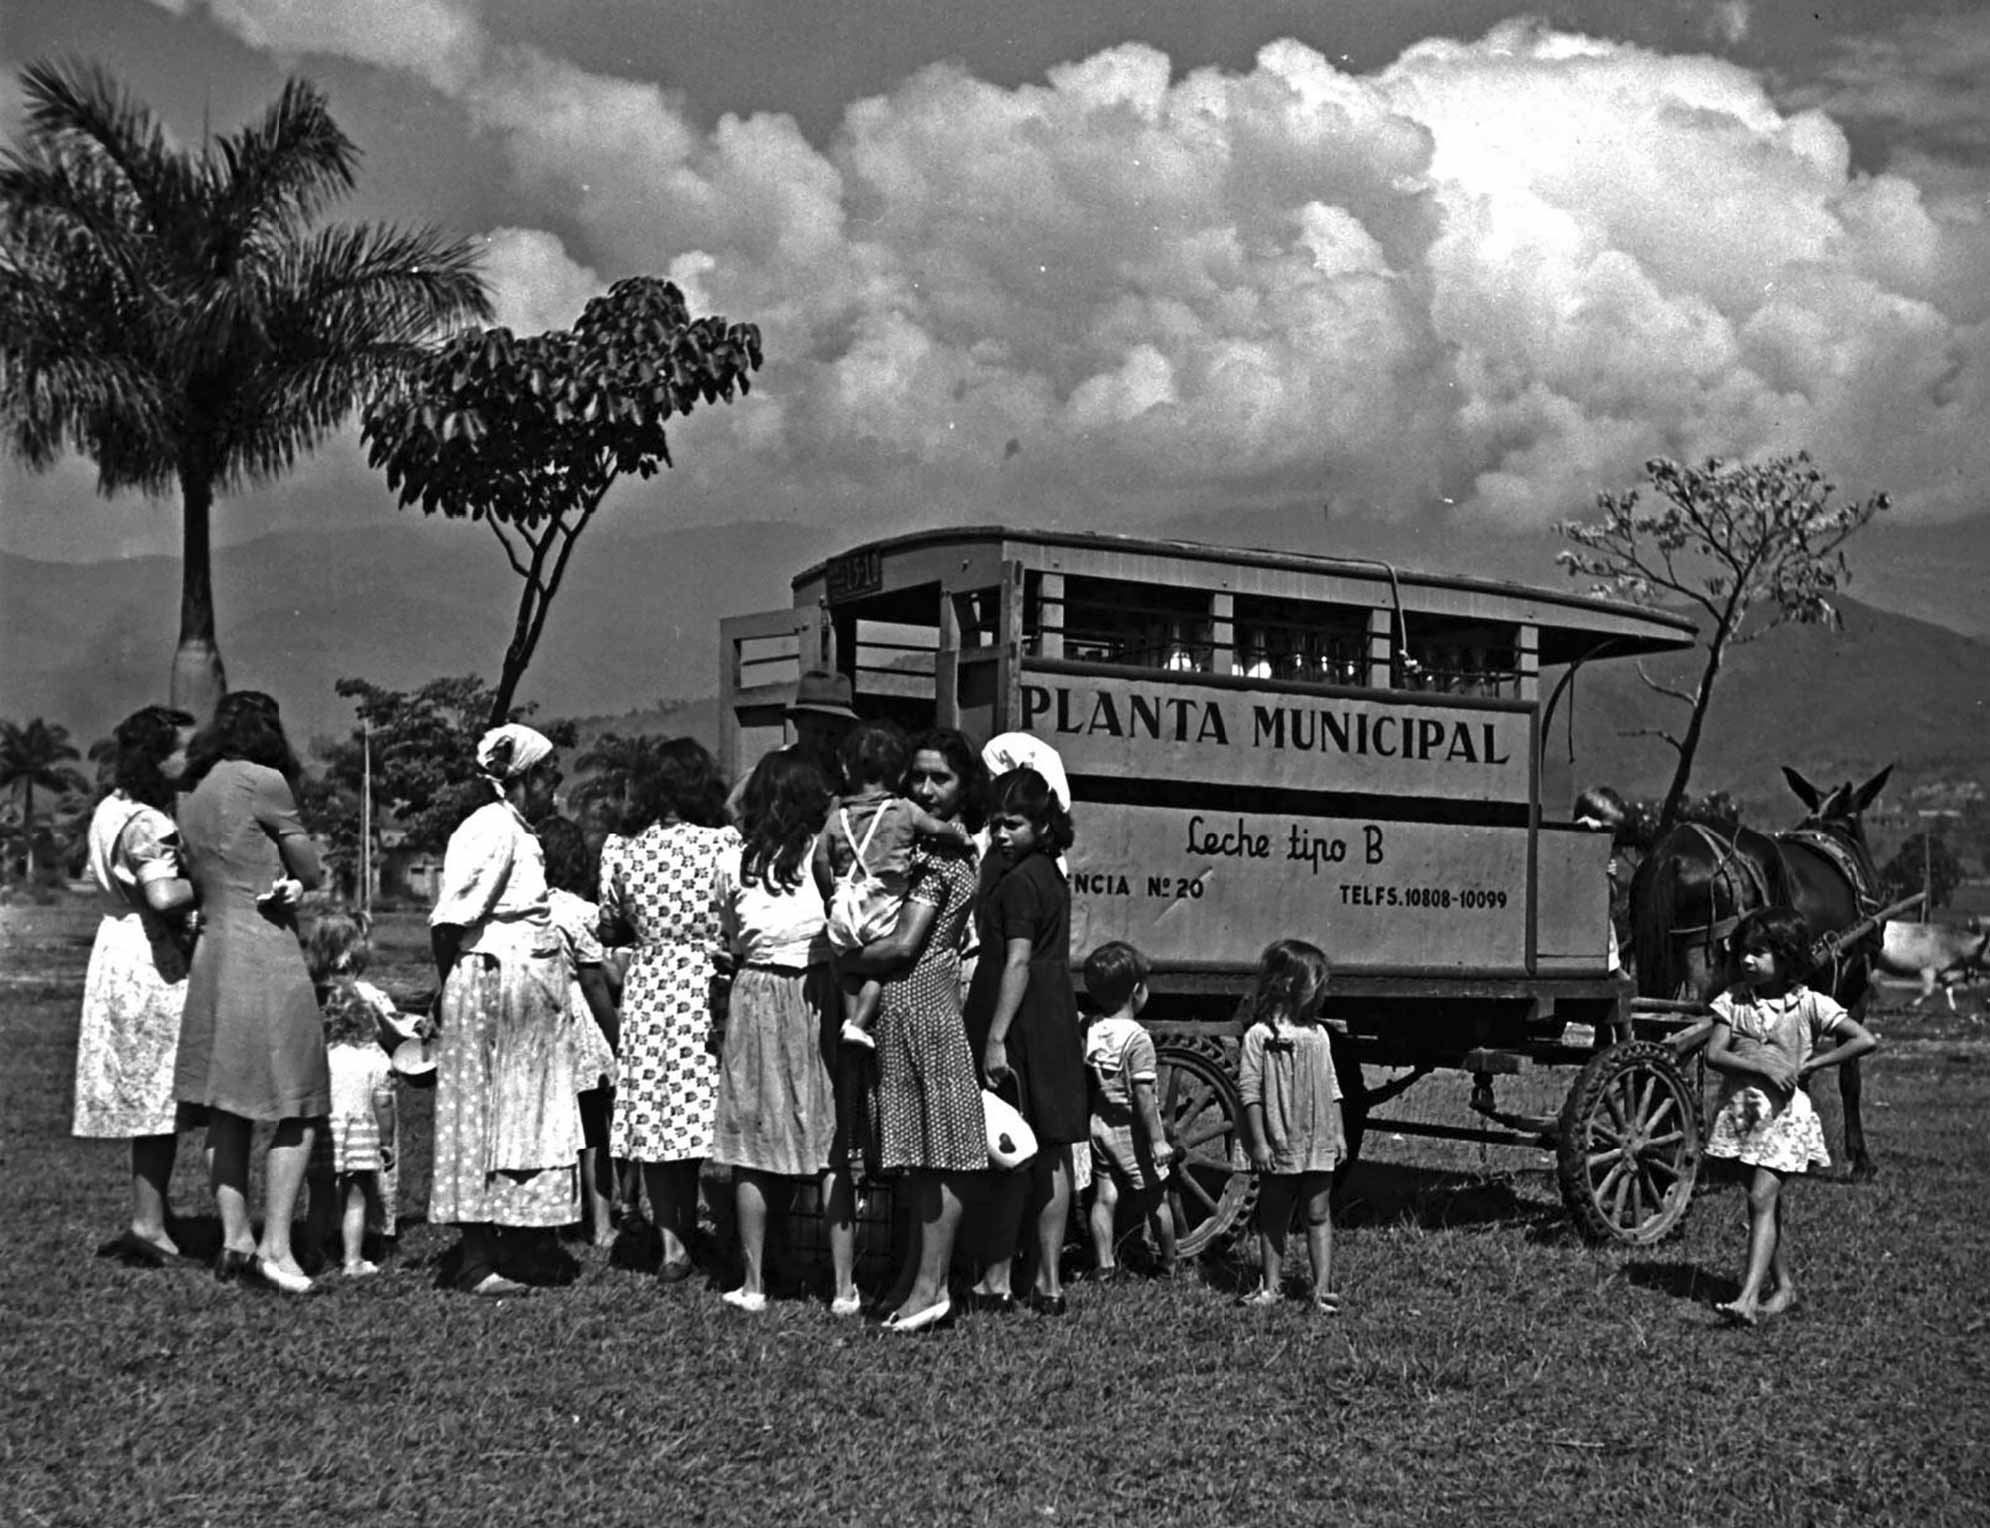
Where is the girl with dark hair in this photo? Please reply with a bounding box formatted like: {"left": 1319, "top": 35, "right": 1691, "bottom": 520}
{"left": 710, "top": 750, "right": 838, "bottom": 1312}
{"left": 1705, "top": 906, "right": 1877, "bottom": 1325}
{"left": 1238, "top": 939, "right": 1343, "bottom": 1312}
{"left": 173, "top": 690, "right": 327, "bottom": 1294}
{"left": 963, "top": 765, "right": 1087, "bottom": 1316}
{"left": 72, "top": 704, "right": 199, "bottom": 1265}
{"left": 598, "top": 737, "right": 740, "bottom": 1282}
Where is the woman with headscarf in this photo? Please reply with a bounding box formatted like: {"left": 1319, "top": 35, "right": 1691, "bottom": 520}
{"left": 427, "top": 724, "right": 580, "bottom": 1296}
{"left": 173, "top": 690, "right": 326, "bottom": 1294}
{"left": 72, "top": 704, "right": 199, "bottom": 1265}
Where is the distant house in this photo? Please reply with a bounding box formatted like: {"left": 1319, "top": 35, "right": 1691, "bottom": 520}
{"left": 377, "top": 826, "right": 443, "bottom": 906}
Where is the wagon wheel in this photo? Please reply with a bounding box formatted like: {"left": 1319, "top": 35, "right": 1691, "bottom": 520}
{"left": 1155, "top": 1036, "right": 1255, "bottom": 1258}
{"left": 1556, "top": 1039, "right": 1702, "bottom": 1245}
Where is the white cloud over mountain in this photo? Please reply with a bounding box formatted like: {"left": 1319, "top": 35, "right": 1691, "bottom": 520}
{"left": 148, "top": 2, "right": 1990, "bottom": 536}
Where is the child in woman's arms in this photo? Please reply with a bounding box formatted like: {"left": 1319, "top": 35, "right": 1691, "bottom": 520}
{"left": 814, "top": 722, "right": 972, "bottom": 1049}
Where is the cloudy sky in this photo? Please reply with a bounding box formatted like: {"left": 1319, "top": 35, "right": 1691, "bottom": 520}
{"left": 4, "top": 0, "right": 1986, "bottom": 616}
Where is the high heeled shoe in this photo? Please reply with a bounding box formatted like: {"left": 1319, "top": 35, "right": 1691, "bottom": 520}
{"left": 212, "top": 1248, "right": 257, "bottom": 1285}
{"left": 882, "top": 1298, "right": 953, "bottom": 1333}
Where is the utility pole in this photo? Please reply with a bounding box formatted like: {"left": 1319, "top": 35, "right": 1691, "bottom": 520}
{"left": 360, "top": 715, "right": 372, "bottom": 915}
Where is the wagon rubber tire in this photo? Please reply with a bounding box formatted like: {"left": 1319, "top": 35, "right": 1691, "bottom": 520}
{"left": 1556, "top": 1039, "right": 1702, "bottom": 1245}
{"left": 1155, "top": 1035, "right": 1256, "bottom": 1259}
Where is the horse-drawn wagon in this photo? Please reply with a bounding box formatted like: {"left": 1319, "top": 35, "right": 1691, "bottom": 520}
{"left": 719, "top": 527, "right": 1711, "bottom": 1247}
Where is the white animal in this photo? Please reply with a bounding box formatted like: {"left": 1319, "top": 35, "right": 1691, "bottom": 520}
{"left": 1876, "top": 918, "right": 1990, "bottom": 1011}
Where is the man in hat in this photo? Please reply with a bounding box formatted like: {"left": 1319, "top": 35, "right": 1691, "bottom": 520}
{"left": 726, "top": 669, "right": 860, "bottom": 819}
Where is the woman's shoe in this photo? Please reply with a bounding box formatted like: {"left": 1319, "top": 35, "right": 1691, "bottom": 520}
{"left": 722, "top": 1288, "right": 768, "bottom": 1313}
{"left": 1025, "top": 1290, "right": 1068, "bottom": 1317}
{"left": 252, "top": 1257, "right": 315, "bottom": 1295}
{"left": 212, "top": 1248, "right": 257, "bottom": 1285}
{"left": 98, "top": 1231, "right": 170, "bottom": 1267}
{"left": 829, "top": 1293, "right": 864, "bottom": 1318}
{"left": 964, "top": 1289, "right": 1017, "bottom": 1316}
{"left": 462, "top": 1272, "right": 532, "bottom": 1298}
{"left": 1237, "top": 1286, "right": 1280, "bottom": 1309}
{"left": 883, "top": 1298, "right": 953, "bottom": 1333}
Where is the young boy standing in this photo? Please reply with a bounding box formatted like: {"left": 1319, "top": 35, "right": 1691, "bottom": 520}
{"left": 1081, "top": 941, "right": 1178, "bottom": 1279}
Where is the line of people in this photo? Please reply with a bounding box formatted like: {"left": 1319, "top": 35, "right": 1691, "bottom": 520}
{"left": 72, "top": 678, "right": 1359, "bottom": 1318}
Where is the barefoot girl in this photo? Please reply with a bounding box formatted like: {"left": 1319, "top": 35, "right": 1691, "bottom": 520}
{"left": 1705, "top": 906, "right": 1877, "bottom": 1324}
{"left": 1238, "top": 939, "right": 1345, "bottom": 1312}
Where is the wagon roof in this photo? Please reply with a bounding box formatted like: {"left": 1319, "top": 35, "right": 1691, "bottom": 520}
{"left": 793, "top": 524, "right": 1699, "bottom": 658}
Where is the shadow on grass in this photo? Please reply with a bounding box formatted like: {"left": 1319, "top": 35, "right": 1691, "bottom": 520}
{"left": 1621, "top": 1259, "right": 1738, "bottom": 1307}
{"left": 1335, "top": 1161, "right": 1564, "bottom": 1235}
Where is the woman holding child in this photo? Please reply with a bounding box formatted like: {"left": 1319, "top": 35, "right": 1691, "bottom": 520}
{"left": 72, "top": 704, "right": 199, "bottom": 1265}
{"left": 427, "top": 724, "right": 580, "bottom": 1296}
{"left": 835, "top": 727, "right": 988, "bottom": 1331}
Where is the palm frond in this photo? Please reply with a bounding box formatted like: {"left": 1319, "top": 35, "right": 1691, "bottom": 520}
{"left": 208, "top": 77, "right": 359, "bottom": 246}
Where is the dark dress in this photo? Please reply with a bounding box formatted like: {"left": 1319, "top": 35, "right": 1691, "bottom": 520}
{"left": 872, "top": 848, "right": 985, "bottom": 1174}
{"left": 962, "top": 850, "right": 1088, "bottom": 1146}
{"left": 174, "top": 759, "right": 329, "bottom": 1122}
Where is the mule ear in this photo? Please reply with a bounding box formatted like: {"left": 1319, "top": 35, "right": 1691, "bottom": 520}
{"left": 1850, "top": 763, "right": 1895, "bottom": 813}
{"left": 1782, "top": 766, "right": 1822, "bottom": 809}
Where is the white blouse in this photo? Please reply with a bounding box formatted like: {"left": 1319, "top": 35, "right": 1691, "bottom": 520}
{"left": 713, "top": 845, "right": 830, "bottom": 968}
{"left": 429, "top": 799, "right": 550, "bottom": 958}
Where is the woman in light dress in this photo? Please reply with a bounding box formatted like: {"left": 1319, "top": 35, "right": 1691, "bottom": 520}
{"left": 427, "top": 724, "right": 580, "bottom": 1296}
{"left": 173, "top": 691, "right": 327, "bottom": 1294}
{"left": 599, "top": 738, "right": 739, "bottom": 1282}
{"left": 71, "top": 704, "right": 199, "bottom": 1265}
{"left": 709, "top": 749, "right": 838, "bottom": 1312}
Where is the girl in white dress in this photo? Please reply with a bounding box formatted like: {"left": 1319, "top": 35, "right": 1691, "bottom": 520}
{"left": 1705, "top": 907, "right": 1877, "bottom": 1325}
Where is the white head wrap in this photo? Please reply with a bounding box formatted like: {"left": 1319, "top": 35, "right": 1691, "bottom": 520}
{"left": 476, "top": 724, "right": 554, "bottom": 782}
{"left": 981, "top": 731, "right": 1070, "bottom": 809}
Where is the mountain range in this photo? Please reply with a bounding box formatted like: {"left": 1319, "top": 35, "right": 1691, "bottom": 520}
{"left": 3, "top": 515, "right": 1984, "bottom": 834}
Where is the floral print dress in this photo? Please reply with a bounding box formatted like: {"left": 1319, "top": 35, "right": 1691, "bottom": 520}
{"left": 600, "top": 820, "right": 741, "bottom": 1163}
{"left": 1704, "top": 985, "right": 1849, "bottom": 1173}
{"left": 71, "top": 794, "right": 191, "bottom": 1138}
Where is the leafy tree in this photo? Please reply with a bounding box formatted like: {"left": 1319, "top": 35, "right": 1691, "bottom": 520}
{"left": 308, "top": 676, "right": 577, "bottom": 890}
{"left": 361, "top": 277, "right": 762, "bottom": 727}
{"left": 1559, "top": 454, "right": 1888, "bottom": 833}
{"left": 0, "top": 717, "right": 88, "bottom": 881}
{"left": 0, "top": 61, "right": 491, "bottom": 719}
{"left": 1879, "top": 831, "right": 1964, "bottom": 913}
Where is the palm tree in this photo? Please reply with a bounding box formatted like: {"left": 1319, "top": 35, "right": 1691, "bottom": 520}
{"left": 571, "top": 732, "right": 660, "bottom": 834}
{"left": 0, "top": 717, "right": 88, "bottom": 882}
{"left": 0, "top": 60, "right": 492, "bottom": 718}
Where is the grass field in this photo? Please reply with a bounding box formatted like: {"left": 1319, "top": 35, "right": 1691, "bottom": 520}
{"left": 4, "top": 901, "right": 1986, "bottom": 1527}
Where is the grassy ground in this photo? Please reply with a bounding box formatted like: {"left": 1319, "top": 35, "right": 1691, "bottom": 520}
{"left": 3, "top": 902, "right": 1986, "bottom": 1527}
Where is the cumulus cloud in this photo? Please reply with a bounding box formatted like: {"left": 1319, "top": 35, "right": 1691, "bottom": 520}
{"left": 158, "top": 2, "right": 1990, "bottom": 533}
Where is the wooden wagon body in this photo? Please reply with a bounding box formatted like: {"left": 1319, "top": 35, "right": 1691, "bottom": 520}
{"left": 720, "top": 527, "right": 1707, "bottom": 1246}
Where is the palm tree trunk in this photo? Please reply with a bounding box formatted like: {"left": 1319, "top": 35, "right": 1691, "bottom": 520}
{"left": 21, "top": 779, "right": 34, "bottom": 882}
{"left": 173, "top": 471, "right": 228, "bottom": 722}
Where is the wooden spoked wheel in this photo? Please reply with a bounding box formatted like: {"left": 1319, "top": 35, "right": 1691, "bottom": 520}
{"left": 1556, "top": 1039, "right": 1702, "bottom": 1245}
{"left": 1155, "top": 1037, "right": 1255, "bottom": 1258}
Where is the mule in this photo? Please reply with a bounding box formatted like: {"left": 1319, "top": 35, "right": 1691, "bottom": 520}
{"left": 1629, "top": 764, "right": 1892, "bottom": 1179}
